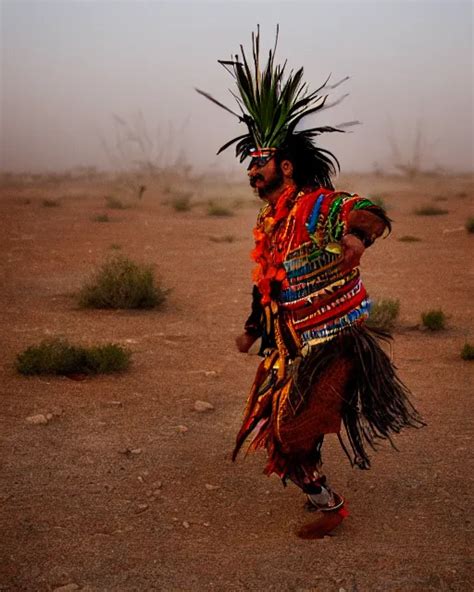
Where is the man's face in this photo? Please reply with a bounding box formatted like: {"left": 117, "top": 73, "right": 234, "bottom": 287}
{"left": 247, "top": 155, "right": 284, "bottom": 199}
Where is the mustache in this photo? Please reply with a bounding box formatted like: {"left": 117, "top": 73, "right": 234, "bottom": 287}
{"left": 249, "top": 174, "right": 264, "bottom": 187}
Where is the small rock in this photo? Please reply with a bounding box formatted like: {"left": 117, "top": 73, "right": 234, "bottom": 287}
{"left": 205, "top": 484, "right": 219, "bottom": 491}
{"left": 130, "top": 448, "right": 142, "bottom": 455}
{"left": 182, "top": 521, "right": 190, "bottom": 529}
{"left": 45, "top": 413, "right": 53, "bottom": 421}
{"left": 172, "top": 517, "right": 179, "bottom": 522}
{"left": 53, "top": 585, "right": 80, "bottom": 592}
{"left": 176, "top": 425, "right": 188, "bottom": 433}
{"left": 204, "top": 370, "right": 218, "bottom": 377}
{"left": 194, "top": 400, "right": 214, "bottom": 412}
{"left": 203, "top": 522, "right": 210, "bottom": 527}
{"left": 26, "top": 414, "right": 49, "bottom": 425}
{"left": 107, "top": 400, "right": 123, "bottom": 407}
{"left": 135, "top": 504, "right": 149, "bottom": 513}
{"left": 137, "top": 476, "right": 144, "bottom": 483}
{"left": 153, "top": 481, "right": 163, "bottom": 489}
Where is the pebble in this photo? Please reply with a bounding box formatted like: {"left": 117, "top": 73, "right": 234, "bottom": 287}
{"left": 53, "top": 585, "right": 80, "bottom": 592}
{"left": 203, "top": 522, "right": 210, "bottom": 527}
{"left": 135, "top": 504, "right": 149, "bottom": 513}
{"left": 182, "top": 521, "right": 190, "bottom": 529}
{"left": 176, "top": 425, "right": 189, "bottom": 433}
{"left": 194, "top": 400, "right": 214, "bottom": 412}
{"left": 205, "top": 484, "right": 219, "bottom": 491}
{"left": 26, "top": 414, "right": 49, "bottom": 425}
{"left": 130, "top": 448, "right": 142, "bottom": 455}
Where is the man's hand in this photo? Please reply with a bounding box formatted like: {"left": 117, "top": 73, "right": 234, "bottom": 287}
{"left": 236, "top": 332, "right": 258, "bottom": 353}
{"left": 341, "top": 233, "right": 365, "bottom": 270}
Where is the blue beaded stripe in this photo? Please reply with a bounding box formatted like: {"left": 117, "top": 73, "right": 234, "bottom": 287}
{"left": 300, "top": 299, "right": 371, "bottom": 344}
{"left": 305, "top": 193, "right": 325, "bottom": 235}
{"left": 280, "top": 269, "right": 349, "bottom": 303}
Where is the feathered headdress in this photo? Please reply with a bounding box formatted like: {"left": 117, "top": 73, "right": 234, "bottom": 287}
{"left": 196, "top": 26, "right": 357, "bottom": 165}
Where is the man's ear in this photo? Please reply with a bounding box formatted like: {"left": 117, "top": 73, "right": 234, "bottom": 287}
{"left": 280, "top": 159, "right": 294, "bottom": 179}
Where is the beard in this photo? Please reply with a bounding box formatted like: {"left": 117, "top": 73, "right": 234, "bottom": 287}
{"left": 249, "top": 168, "right": 284, "bottom": 199}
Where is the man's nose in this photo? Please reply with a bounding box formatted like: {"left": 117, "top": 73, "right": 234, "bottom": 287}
{"left": 247, "top": 163, "right": 257, "bottom": 175}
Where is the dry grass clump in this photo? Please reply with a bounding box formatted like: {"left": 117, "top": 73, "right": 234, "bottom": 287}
{"left": 421, "top": 309, "right": 446, "bottom": 331}
{"left": 367, "top": 298, "right": 400, "bottom": 331}
{"left": 465, "top": 218, "right": 474, "bottom": 234}
{"left": 398, "top": 235, "right": 421, "bottom": 242}
{"left": 92, "top": 214, "right": 110, "bottom": 223}
{"left": 16, "top": 338, "right": 131, "bottom": 376}
{"left": 414, "top": 205, "right": 449, "bottom": 216}
{"left": 209, "top": 235, "right": 236, "bottom": 243}
{"left": 207, "top": 201, "right": 234, "bottom": 217}
{"left": 460, "top": 343, "right": 474, "bottom": 361}
{"left": 104, "top": 195, "right": 129, "bottom": 210}
{"left": 79, "top": 256, "right": 166, "bottom": 309}
{"left": 42, "top": 199, "right": 60, "bottom": 207}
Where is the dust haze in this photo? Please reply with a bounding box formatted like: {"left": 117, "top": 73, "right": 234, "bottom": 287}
{"left": 1, "top": 0, "right": 472, "bottom": 175}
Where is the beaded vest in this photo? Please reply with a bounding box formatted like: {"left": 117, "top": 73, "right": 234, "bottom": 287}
{"left": 252, "top": 187, "right": 377, "bottom": 348}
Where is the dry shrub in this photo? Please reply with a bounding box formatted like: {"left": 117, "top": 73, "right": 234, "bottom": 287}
{"left": 414, "top": 206, "right": 449, "bottom": 216}
{"left": 460, "top": 343, "right": 474, "bottom": 361}
{"left": 207, "top": 201, "right": 234, "bottom": 217}
{"left": 104, "top": 195, "right": 129, "bottom": 210}
{"left": 92, "top": 214, "right": 110, "bottom": 223}
{"left": 42, "top": 199, "right": 60, "bottom": 207}
{"left": 367, "top": 299, "right": 400, "bottom": 331}
{"left": 465, "top": 218, "right": 474, "bottom": 234}
{"left": 421, "top": 309, "right": 446, "bottom": 331}
{"left": 398, "top": 235, "right": 421, "bottom": 242}
{"left": 170, "top": 191, "right": 193, "bottom": 212}
{"left": 79, "top": 256, "right": 167, "bottom": 309}
{"left": 17, "top": 338, "right": 131, "bottom": 376}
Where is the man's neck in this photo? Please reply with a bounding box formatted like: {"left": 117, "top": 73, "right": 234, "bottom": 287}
{"left": 266, "top": 179, "right": 297, "bottom": 207}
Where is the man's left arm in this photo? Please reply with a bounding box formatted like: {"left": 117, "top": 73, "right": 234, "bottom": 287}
{"left": 342, "top": 208, "right": 390, "bottom": 269}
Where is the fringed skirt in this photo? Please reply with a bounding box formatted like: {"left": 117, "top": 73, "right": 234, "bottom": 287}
{"left": 233, "top": 325, "right": 424, "bottom": 479}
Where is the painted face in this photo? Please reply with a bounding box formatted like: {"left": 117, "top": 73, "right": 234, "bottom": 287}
{"left": 247, "top": 155, "right": 284, "bottom": 199}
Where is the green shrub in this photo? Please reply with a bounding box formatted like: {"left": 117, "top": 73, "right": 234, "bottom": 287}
{"left": 460, "top": 343, "right": 474, "bottom": 360}
{"left": 421, "top": 309, "right": 446, "bottom": 331}
{"left": 79, "top": 256, "right": 167, "bottom": 309}
{"left": 398, "top": 235, "right": 421, "bottom": 242}
{"left": 92, "top": 214, "right": 110, "bottom": 223}
{"left": 367, "top": 298, "right": 400, "bottom": 331}
{"left": 209, "top": 235, "right": 236, "bottom": 243}
{"left": 465, "top": 218, "right": 474, "bottom": 234}
{"left": 414, "top": 206, "right": 449, "bottom": 216}
{"left": 16, "top": 338, "right": 131, "bottom": 376}
{"left": 104, "top": 195, "right": 128, "bottom": 210}
{"left": 207, "top": 201, "right": 234, "bottom": 217}
{"left": 42, "top": 199, "right": 60, "bottom": 207}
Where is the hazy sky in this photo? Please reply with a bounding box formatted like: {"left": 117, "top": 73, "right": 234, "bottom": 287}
{"left": 1, "top": 0, "right": 472, "bottom": 174}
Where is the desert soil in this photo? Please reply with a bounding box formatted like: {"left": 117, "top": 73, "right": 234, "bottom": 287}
{"left": 0, "top": 172, "right": 472, "bottom": 592}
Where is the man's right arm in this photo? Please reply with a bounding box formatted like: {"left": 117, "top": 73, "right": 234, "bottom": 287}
{"left": 236, "top": 285, "right": 263, "bottom": 353}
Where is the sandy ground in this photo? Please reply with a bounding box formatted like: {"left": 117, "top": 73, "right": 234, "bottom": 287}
{"left": 0, "top": 171, "right": 472, "bottom": 592}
